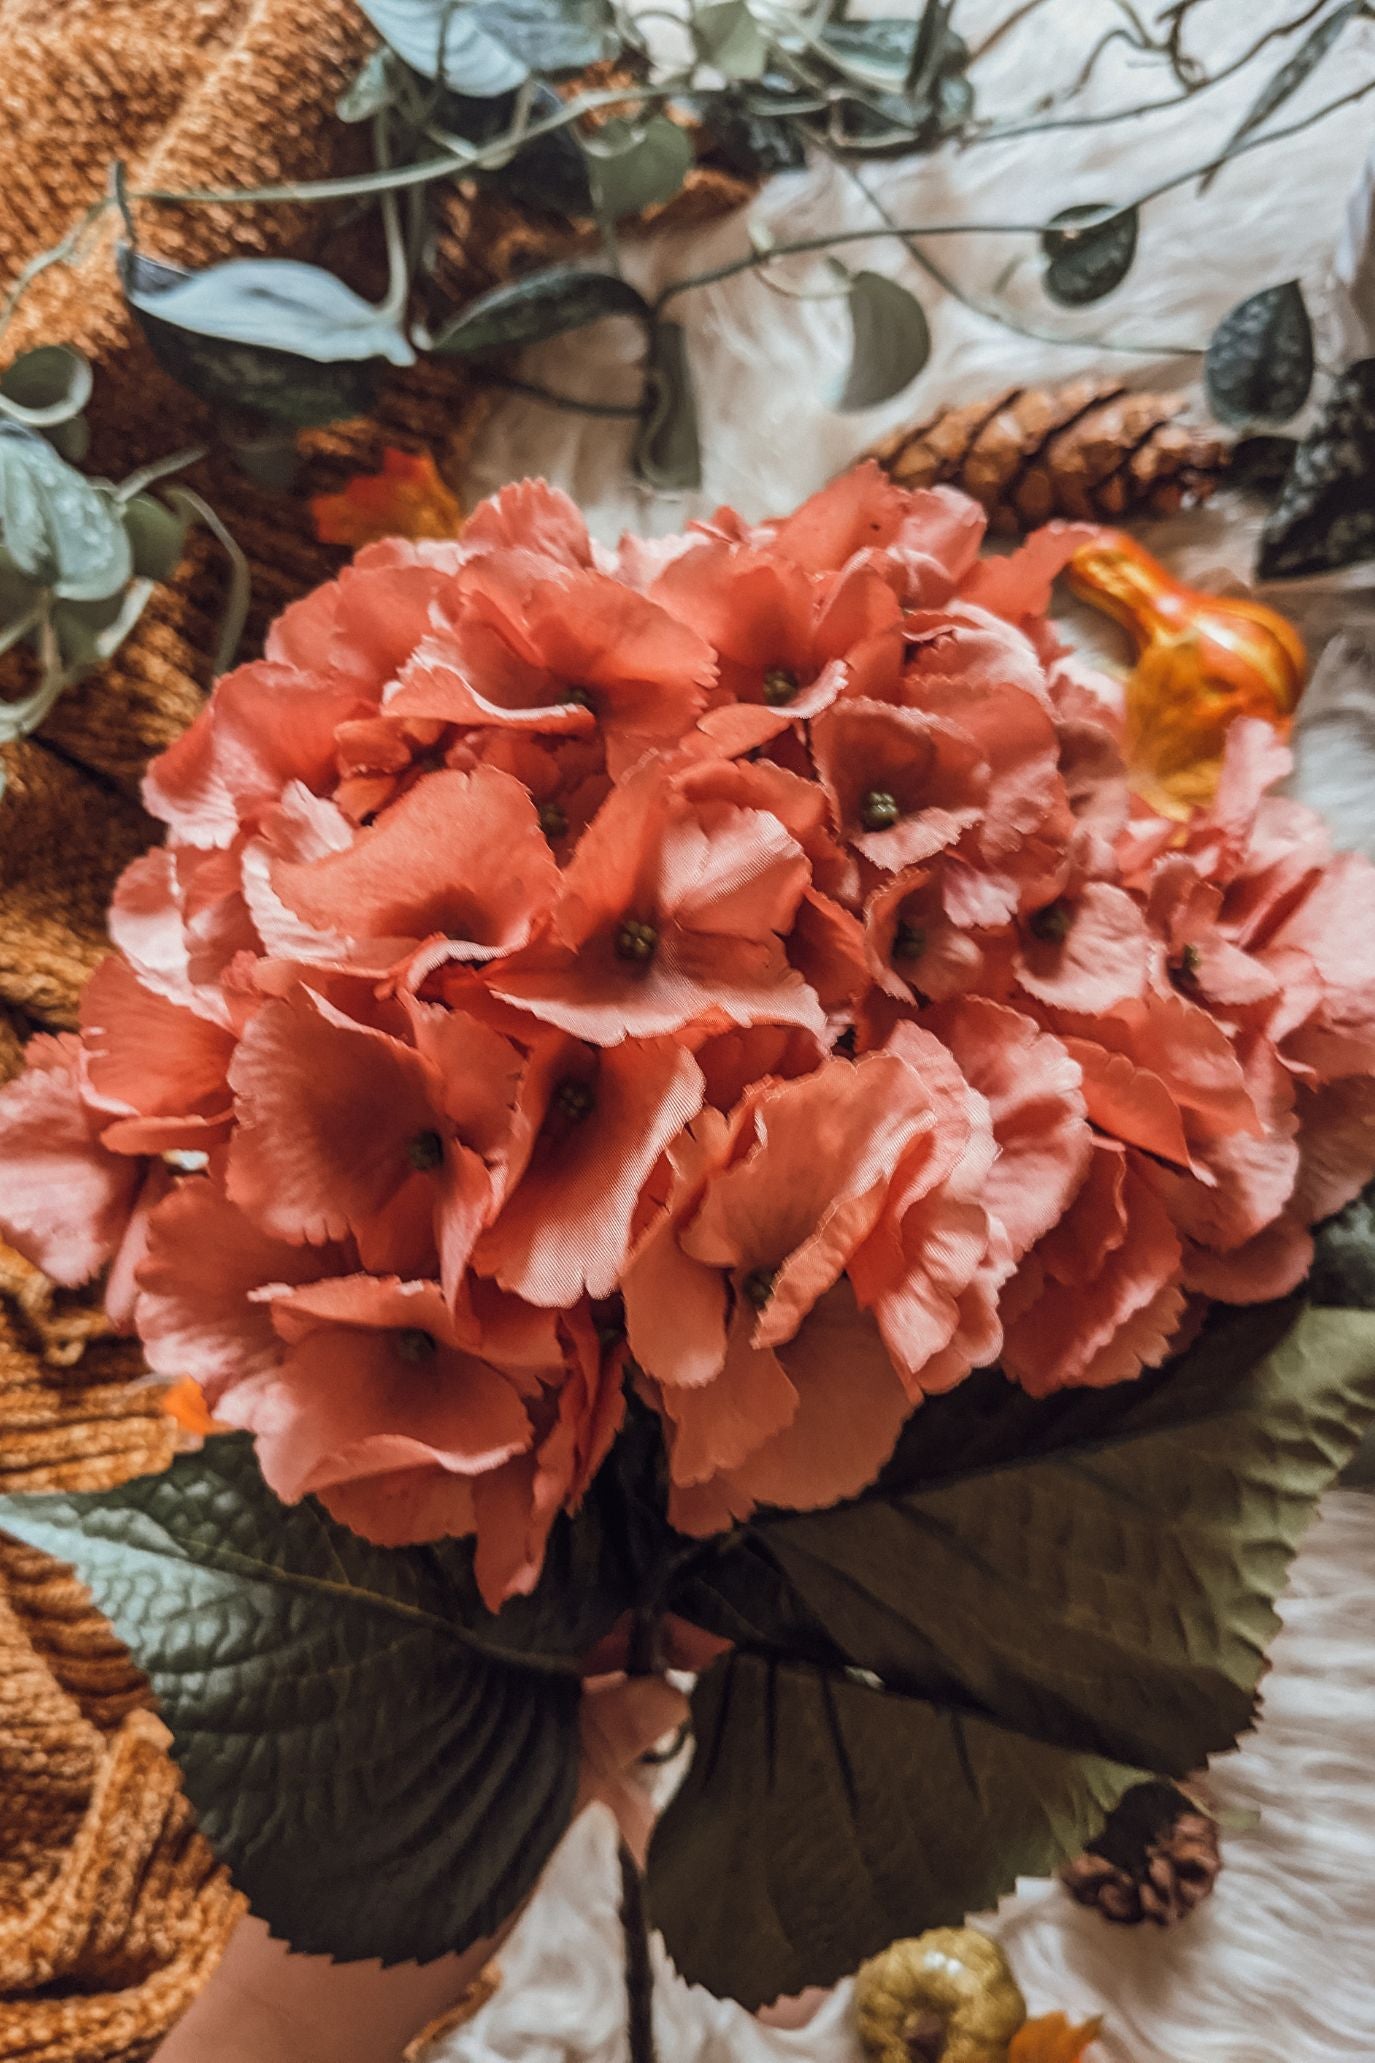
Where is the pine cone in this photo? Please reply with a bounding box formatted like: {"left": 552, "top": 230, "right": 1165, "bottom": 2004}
{"left": 1060, "top": 1781, "right": 1222, "bottom": 1926}
{"left": 867, "top": 378, "right": 1229, "bottom": 534}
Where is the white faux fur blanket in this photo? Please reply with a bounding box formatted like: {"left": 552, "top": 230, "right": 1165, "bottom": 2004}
{"left": 441, "top": 4, "right": 1375, "bottom": 2057}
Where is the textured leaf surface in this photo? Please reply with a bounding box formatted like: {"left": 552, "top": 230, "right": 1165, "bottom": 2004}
{"left": 1258, "top": 356, "right": 1375, "bottom": 578}
{"left": 650, "top": 1654, "right": 1140, "bottom": 2007}
{"left": 122, "top": 251, "right": 405, "bottom": 428}
{"left": 0, "top": 1436, "right": 585, "bottom": 1963}
{"left": 0, "top": 426, "right": 131, "bottom": 599}
{"left": 1205, "top": 281, "right": 1314, "bottom": 427}
{"left": 432, "top": 266, "right": 649, "bottom": 356}
{"left": 1041, "top": 204, "right": 1138, "bottom": 307}
{"left": 654, "top": 1301, "right": 1375, "bottom": 2002}
{"left": 360, "top": 0, "right": 613, "bottom": 94}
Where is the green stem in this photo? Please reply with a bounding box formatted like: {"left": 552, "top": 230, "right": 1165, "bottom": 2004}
{"left": 0, "top": 195, "right": 112, "bottom": 349}
{"left": 373, "top": 112, "right": 411, "bottom": 324}
{"left": 654, "top": 73, "right": 1375, "bottom": 315}
{"left": 967, "top": 0, "right": 1332, "bottom": 144}
{"left": 166, "top": 488, "right": 251, "bottom": 678}
{"left": 132, "top": 83, "right": 686, "bottom": 208}
{"left": 484, "top": 371, "right": 645, "bottom": 418}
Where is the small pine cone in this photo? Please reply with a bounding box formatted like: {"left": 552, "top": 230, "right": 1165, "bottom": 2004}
{"left": 1060, "top": 1780, "right": 1222, "bottom": 1927}
{"left": 867, "top": 378, "right": 1229, "bottom": 534}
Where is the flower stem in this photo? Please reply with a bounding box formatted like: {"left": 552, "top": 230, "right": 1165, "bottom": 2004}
{"left": 619, "top": 1841, "right": 658, "bottom": 2063}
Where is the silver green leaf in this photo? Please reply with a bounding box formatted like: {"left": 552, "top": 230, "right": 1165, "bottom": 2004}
{"left": 122, "top": 250, "right": 410, "bottom": 428}
{"left": 1206, "top": 279, "right": 1315, "bottom": 428}
{"left": 582, "top": 115, "right": 695, "bottom": 222}
{"left": 635, "top": 320, "right": 702, "bottom": 490}
{"left": 1041, "top": 203, "right": 1139, "bottom": 308}
{"left": 337, "top": 45, "right": 407, "bottom": 122}
{"left": 430, "top": 264, "right": 650, "bottom": 355}
{"left": 694, "top": 0, "right": 769, "bottom": 81}
{"left": 834, "top": 269, "right": 931, "bottom": 410}
{"left": 0, "top": 426, "right": 132, "bottom": 601}
{"left": 122, "top": 492, "right": 191, "bottom": 583}
{"left": 358, "top": 0, "right": 614, "bottom": 96}
{"left": 0, "top": 1435, "right": 584, "bottom": 1963}
{"left": 1257, "top": 355, "right": 1375, "bottom": 578}
{"left": 0, "top": 344, "right": 93, "bottom": 429}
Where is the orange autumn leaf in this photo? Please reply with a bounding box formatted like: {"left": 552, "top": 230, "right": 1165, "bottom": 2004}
{"left": 162, "top": 1376, "right": 226, "bottom": 1438}
{"left": 1008, "top": 2012, "right": 1106, "bottom": 2063}
{"left": 311, "top": 447, "right": 463, "bottom": 548}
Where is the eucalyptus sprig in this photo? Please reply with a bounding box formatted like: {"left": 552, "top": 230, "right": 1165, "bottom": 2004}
{"left": 0, "top": 344, "right": 247, "bottom": 786}
{"left": 1, "top": 0, "right": 1369, "bottom": 500}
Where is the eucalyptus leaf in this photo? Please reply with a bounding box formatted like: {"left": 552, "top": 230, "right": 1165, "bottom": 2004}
{"left": 431, "top": 264, "right": 650, "bottom": 356}
{"left": 121, "top": 250, "right": 409, "bottom": 428}
{"left": 582, "top": 116, "right": 695, "bottom": 222}
{"left": 695, "top": 0, "right": 769, "bottom": 82}
{"left": 1258, "top": 356, "right": 1375, "bottom": 577}
{"left": 358, "top": 0, "right": 614, "bottom": 95}
{"left": 0, "top": 427, "right": 132, "bottom": 601}
{"left": 51, "top": 580, "right": 155, "bottom": 673}
{"left": 654, "top": 1300, "right": 1375, "bottom": 2002}
{"left": 0, "top": 1435, "right": 588, "bottom": 1963}
{"left": 122, "top": 492, "right": 190, "bottom": 582}
{"left": 1042, "top": 203, "right": 1139, "bottom": 307}
{"left": 1202, "top": 0, "right": 1366, "bottom": 193}
{"left": 834, "top": 270, "right": 930, "bottom": 410}
{"left": 0, "top": 344, "right": 93, "bottom": 428}
{"left": 1205, "top": 280, "right": 1314, "bottom": 428}
{"left": 338, "top": 45, "right": 406, "bottom": 122}
{"left": 635, "top": 320, "right": 702, "bottom": 489}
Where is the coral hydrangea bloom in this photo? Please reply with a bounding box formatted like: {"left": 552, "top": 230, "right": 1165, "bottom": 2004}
{"left": 1, "top": 469, "right": 1372, "bottom": 1598}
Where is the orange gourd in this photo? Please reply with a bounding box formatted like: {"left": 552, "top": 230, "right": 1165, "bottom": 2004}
{"left": 1068, "top": 529, "right": 1306, "bottom": 817}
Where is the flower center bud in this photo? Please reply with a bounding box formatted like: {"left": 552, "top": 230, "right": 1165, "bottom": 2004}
{"left": 860, "top": 788, "right": 900, "bottom": 831}
{"left": 762, "top": 666, "right": 799, "bottom": 707}
{"left": 539, "top": 801, "right": 568, "bottom": 840}
{"left": 407, "top": 1129, "right": 444, "bottom": 1172}
{"left": 615, "top": 917, "right": 659, "bottom": 964}
{"left": 395, "top": 1328, "right": 438, "bottom": 1364}
{"left": 565, "top": 685, "right": 594, "bottom": 711}
{"left": 1029, "top": 898, "right": 1072, "bottom": 944}
{"left": 742, "top": 1267, "right": 776, "bottom": 1310}
{"left": 1171, "top": 941, "right": 1203, "bottom": 988}
{"left": 553, "top": 1076, "right": 596, "bottom": 1123}
{"left": 892, "top": 921, "right": 926, "bottom": 962}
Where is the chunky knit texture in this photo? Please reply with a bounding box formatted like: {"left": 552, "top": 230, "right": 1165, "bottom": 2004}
{"left": 0, "top": 3, "right": 749, "bottom": 2053}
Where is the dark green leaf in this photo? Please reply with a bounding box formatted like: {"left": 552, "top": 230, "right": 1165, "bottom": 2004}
{"left": 657, "top": 1301, "right": 1375, "bottom": 2002}
{"left": 695, "top": 0, "right": 769, "bottom": 81}
{"left": 122, "top": 250, "right": 406, "bottom": 428}
{"left": 634, "top": 320, "right": 702, "bottom": 490}
{"left": 1228, "top": 433, "right": 1302, "bottom": 496}
{"left": 696, "top": 90, "right": 807, "bottom": 178}
{"left": 431, "top": 264, "right": 650, "bottom": 356}
{"left": 649, "top": 1653, "right": 1142, "bottom": 2007}
{"left": 1205, "top": 281, "right": 1314, "bottom": 428}
{"left": 0, "top": 344, "right": 93, "bottom": 428}
{"left": 50, "top": 581, "right": 155, "bottom": 673}
{"left": 1311, "top": 1174, "right": 1375, "bottom": 1311}
{"left": 835, "top": 270, "right": 930, "bottom": 410}
{"left": 122, "top": 492, "right": 191, "bottom": 582}
{"left": 1042, "top": 203, "right": 1139, "bottom": 307}
{"left": 821, "top": 15, "right": 929, "bottom": 86}
{"left": 0, "top": 426, "right": 132, "bottom": 601}
{"left": 358, "top": 0, "right": 614, "bottom": 95}
{"left": 0, "top": 1436, "right": 584, "bottom": 1963}
{"left": 1202, "top": 1, "right": 1366, "bottom": 193}
{"left": 582, "top": 116, "right": 695, "bottom": 221}
{"left": 1258, "top": 356, "right": 1375, "bottom": 577}
{"left": 338, "top": 46, "right": 407, "bottom": 122}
